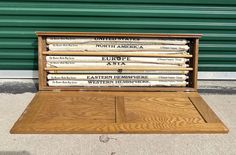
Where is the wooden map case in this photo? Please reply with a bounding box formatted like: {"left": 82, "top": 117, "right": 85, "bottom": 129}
{"left": 10, "top": 32, "right": 228, "bottom": 134}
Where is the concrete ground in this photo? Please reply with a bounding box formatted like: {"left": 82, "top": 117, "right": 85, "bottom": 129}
{"left": 0, "top": 80, "right": 235, "bottom": 155}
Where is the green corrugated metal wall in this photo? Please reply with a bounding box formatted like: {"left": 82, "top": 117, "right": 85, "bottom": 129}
{"left": 0, "top": 0, "right": 236, "bottom": 71}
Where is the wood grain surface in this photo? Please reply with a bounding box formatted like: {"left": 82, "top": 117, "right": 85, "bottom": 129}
{"left": 124, "top": 96, "right": 205, "bottom": 124}
{"left": 115, "top": 96, "right": 126, "bottom": 123}
{"left": 36, "top": 32, "right": 202, "bottom": 38}
{"left": 11, "top": 92, "right": 228, "bottom": 134}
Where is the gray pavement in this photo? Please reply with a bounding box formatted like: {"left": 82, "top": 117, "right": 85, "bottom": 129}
{"left": 0, "top": 80, "right": 235, "bottom": 155}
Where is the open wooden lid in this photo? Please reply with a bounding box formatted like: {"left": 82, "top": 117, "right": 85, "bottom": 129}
{"left": 10, "top": 91, "right": 228, "bottom": 134}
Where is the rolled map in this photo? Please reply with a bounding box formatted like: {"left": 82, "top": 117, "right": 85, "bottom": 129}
{"left": 47, "top": 37, "right": 188, "bottom": 45}
{"left": 48, "top": 80, "right": 188, "bottom": 87}
{"left": 46, "top": 56, "right": 189, "bottom": 65}
{"left": 46, "top": 62, "right": 189, "bottom": 68}
{"left": 48, "top": 70, "right": 189, "bottom": 74}
{"left": 47, "top": 74, "right": 188, "bottom": 81}
{"left": 48, "top": 44, "right": 189, "bottom": 52}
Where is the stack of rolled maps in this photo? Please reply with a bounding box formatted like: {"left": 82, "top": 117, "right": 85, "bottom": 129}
{"left": 46, "top": 37, "right": 190, "bottom": 87}
{"left": 47, "top": 36, "right": 189, "bottom": 54}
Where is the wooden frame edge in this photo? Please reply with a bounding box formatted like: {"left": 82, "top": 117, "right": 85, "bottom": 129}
{"left": 189, "top": 96, "right": 229, "bottom": 133}
{"left": 36, "top": 31, "right": 202, "bottom": 38}
{"left": 10, "top": 122, "right": 227, "bottom": 134}
{"left": 10, "top": 92, "right": 41, "bottom": 134}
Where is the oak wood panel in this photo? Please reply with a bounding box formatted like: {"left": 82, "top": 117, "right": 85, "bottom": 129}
{"left": 115, "top": 96, "right": 126, "bottom": 123}
{"left": 11, "top": 92, "right": 116, "bottom": 134}
{"left": 124, "top": 96, "right": 205, "bottom": 124}
{"left": 32, "top": 96, "right": 115, "bottom": 124}
{"left": 11, "top": 92, "right": 228, "bottom": 134}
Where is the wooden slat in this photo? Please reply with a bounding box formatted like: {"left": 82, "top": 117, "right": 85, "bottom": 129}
{"left": 38, "top": 91, "right": 201, "bottom": 98}
{"left": 11, "top": 122, "right": 228, "bottom": 134}
{"left": 38, "top": 36, "right": 44, "bottom": 90}
{"left": 36, "top": 32, "right": 202, "bottom": 38}
{"left": 41, "top": 86, "right": 195, "bottom": 92}
{"left": 45, "top": 67, "right": 193, "bottom": 71}
{"left": 42, "top": 38, "right": 48, "bottom": 89}
{"left": 192, "top": 39, "right": 199, "bottom": 89}
{"left": 43, "top": 51, "right": 192, "bottom": 58}
{"left": 189, "top": 97, "right": 225, "bottom": 123}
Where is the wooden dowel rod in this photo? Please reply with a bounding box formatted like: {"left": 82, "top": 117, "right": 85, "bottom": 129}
{"left": 45, "top": 67, "right": 193, "bottom": 71}
{"left": 42, "top": 51, "right": 192, "bottom": 58}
